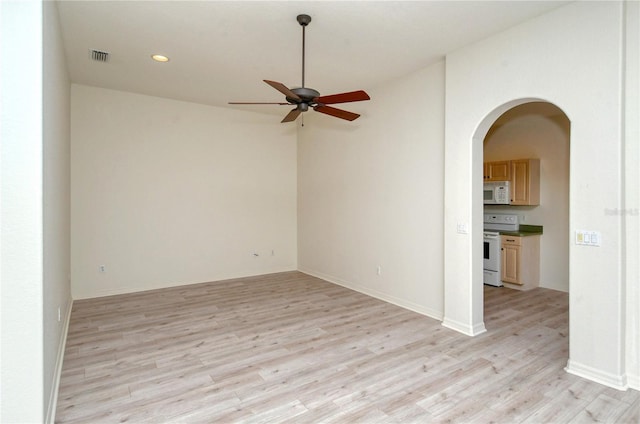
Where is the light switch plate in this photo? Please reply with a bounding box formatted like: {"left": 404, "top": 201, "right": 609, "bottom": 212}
{"left": 575, "top": 230, "right": 601, "bottom": 246}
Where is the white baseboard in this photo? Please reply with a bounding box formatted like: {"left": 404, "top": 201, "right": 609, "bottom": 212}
{"left": 298, "top": 267, "right": 443, "bottom": 321}
{"left": 45, "top": 298, "right": 73, "bottom": 424}
{"left": 442, "top": 317, "right": 487, "bottom": 337}
{"left": 73, "top": 267, "right": 298, "bottom": 300}
{"left": 565, "top": 359, "right": 628, "bottom": 390}
{"left": 627, "top": 373, "right": 640, "bottom": 391}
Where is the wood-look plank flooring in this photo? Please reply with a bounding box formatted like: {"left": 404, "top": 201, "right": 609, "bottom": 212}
{"left": 56, "top": 271, "right": 639, "bottom": 423}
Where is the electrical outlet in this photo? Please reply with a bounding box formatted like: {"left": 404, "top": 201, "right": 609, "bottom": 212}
{"left": 57, "top": 307, "right": 61, "bottom": 322}
{"left": 456, "top": 223, "right": 468, "bottom": 234}
{"left": 376, "top": 266, "right": 382, "bottom": 276}
{"left": 99, "top": 265, "right": 106, "bottom": 273}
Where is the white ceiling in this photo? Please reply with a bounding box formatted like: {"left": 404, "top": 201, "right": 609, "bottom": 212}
{"left": 56, "top": 1, "right": 569, "bottom": 116}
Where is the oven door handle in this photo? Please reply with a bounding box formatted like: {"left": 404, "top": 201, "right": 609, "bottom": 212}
{"left": 484, "top": 233, "right": 500, "bottom": 239}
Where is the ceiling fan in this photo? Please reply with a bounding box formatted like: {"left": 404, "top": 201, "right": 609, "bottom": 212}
{"left": 229, "top": 14, "right": 370, "bottom": 123}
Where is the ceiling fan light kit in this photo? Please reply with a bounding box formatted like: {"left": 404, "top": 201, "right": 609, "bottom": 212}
{"left": 229, "top": 14, "right": 370, "bottom": 123}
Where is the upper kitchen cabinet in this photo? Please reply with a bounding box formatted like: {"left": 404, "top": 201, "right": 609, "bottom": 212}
{"left": 483, "top": 161, "right": 511, "bottom": 181}
{"left": 483, "top": 158, "right": 540, "bottom": 205}
{"left": 510, "top": 159, "right": 540, "bottom": 205}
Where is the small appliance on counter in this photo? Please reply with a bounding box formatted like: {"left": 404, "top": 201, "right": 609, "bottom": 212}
{"left": 483, "top": 213, "right": 520, "bottom": 287}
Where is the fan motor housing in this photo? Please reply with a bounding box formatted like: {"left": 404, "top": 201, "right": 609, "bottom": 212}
{"left": 287, "top": 87, "right": 320, "bottom": 104}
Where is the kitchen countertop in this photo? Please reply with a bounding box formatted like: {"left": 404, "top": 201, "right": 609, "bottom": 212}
{"left": 499, "top": 225, "right": 543, "bottom": 237}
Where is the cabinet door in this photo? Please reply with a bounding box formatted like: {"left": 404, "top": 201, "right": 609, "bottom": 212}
{"left": 486, "top": 161, "right": 510, "bottom": 181}
{"left": 510, "top": 160, "right": 529, "bottom": 205}
{"left": 501, "top": 244, "right": 520, "bottom": 284}
{"left": 510, "top": 159, "right": 540, "bottom": 205}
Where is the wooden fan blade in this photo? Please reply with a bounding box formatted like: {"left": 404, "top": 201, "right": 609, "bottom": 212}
{"left": 314, "top": 90, "right": 370, "bottom": 105}
{"left": 314, "top": 105, "right": 360, "bottom": 121}
{"left": 264, "top": 80, "right": 301, "bottom": 101}
{"left": 229, "top": 102, "right": 291, "bottom": 105}
{"left": 281, "top": 108, "right": 302, "bottom": 123}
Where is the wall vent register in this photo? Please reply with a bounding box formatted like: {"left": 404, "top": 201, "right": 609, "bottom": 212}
{"left": 90, "top": 49, "right": 110, "bottom": 62}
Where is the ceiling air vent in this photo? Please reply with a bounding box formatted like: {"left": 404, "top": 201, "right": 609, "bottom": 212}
{"left": 89, "top": 49, "right": 110, "bottom": 62}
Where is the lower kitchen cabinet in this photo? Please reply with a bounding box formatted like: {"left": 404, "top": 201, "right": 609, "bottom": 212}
{"left": 501, "top": 234, "right": 540, "bottom": 290}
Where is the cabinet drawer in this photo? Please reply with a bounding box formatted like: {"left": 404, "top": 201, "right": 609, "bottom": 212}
{"left": 501, "top": 235, "right": 522, "bottom": 246}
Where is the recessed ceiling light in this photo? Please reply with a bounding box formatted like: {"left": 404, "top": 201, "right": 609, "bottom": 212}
{"left": 151, "top": 54, "right": 170, "bottom": 63}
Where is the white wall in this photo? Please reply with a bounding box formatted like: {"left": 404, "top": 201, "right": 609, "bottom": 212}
{"left": 43, "top": 2, "right": 73, "bottom": 421}
{"left": 71, "top": 86, "right": 297, "bottom": 298}
{"left": 484, "top": 103, "right": 570, "bottom": 292}
{"left": 0, "top": 1, "right": 44, "bottom": 422}
{"left": 298, "top": 62, "right": 445, "bottom": 319}
{"left": 444, "top": 1, "right": 639, "bottom": 389}
{"left": 623, "top": 0, "right": 640, "bottom": 391}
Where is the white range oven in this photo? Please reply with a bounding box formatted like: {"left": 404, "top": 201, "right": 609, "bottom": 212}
{"left": 483, "top": 231, "right": 502, "bottom": 286}
{"left": 483, "top": 213, "right": 520, "bottom": 287}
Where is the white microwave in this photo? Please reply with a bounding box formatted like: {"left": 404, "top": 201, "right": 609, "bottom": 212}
{"left": 484, "top": 181, "right": 510, "bottom": 204}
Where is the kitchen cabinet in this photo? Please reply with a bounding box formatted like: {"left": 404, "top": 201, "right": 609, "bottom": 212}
{"left": 484, "top": 158, "right": 540, "bottom": 205}
{"left": 501, "top": 234, "right": 540, "bottom": 290}
{"left": 501, "top": 239, "right": 519, "bottom": 283}
{"left": 510, "top": 159, "right": 540, "bottom": 205}
{"left": 483, "top": 161, "right": 511, "bottom": 181}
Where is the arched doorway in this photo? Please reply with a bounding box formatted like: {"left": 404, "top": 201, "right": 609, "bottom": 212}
{"left": 475, "top": 99, "right": 571, "bottom": 329}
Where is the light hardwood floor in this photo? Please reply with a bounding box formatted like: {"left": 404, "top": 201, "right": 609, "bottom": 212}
{"left": 56, "top": 271, "right": 639, "bottom": 423}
